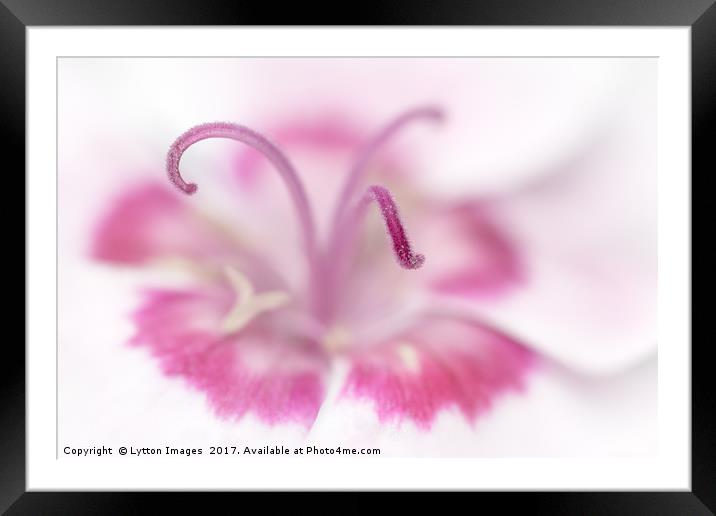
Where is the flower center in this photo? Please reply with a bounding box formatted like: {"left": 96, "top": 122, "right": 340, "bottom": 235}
{"left": 166, "top": 121, "right": 324, "bottom": 312}
{"left": 221, "top": 266, "right": 290, "bottom": 333}
{"left": 320, "top": 325, "right": 352, "bottom": 353}
{"left": 165, "top": 106, "right": 443, "bottom": 326}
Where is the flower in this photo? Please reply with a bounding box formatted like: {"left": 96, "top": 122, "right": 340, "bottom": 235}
{"left": 62, "top": 57, "right": 656, "bottom": 456}
{"left": 92, "top": 106, "right": 537, "bottom": 429}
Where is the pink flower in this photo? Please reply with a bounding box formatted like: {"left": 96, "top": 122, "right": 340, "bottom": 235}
{"left": 92, "top": 106, "right": 537, "bottom": 429}
{"left": 60, "top": 58, "right": 655, "bottom": 456}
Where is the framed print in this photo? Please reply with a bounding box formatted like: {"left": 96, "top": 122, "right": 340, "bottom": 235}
{"left": 6, "top": 0, "right": 709, "bottom": 512}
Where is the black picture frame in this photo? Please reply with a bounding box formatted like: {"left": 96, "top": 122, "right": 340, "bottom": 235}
{"left": 5, "top": 1, "right": 708, "bottom": 512}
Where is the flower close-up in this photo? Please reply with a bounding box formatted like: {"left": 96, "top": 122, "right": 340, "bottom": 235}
{"left": 93, "top": 106, "right": 535, "bottom": 430}
{"left": 60, "top": 58, "right": 656, "bottom": 456}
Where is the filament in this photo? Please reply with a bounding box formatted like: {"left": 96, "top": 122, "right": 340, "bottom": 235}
{"left": 331, "top": 106, "right": 443, "bottom": 230}
{"left": 166, "top": 122, "right": 318, "bottom": 264}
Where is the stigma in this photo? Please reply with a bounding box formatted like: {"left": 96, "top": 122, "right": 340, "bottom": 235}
{"left": 221, "top": 266, "right": 290, "bottom": 333}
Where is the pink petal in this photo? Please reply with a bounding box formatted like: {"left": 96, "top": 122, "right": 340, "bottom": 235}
{"left": 419, "top": 202, "right": 523, "bottom": 298}
{"left": 92, "top": 182, "right": 237, "bottom": 264}
{"left": 130, "top": 286, "right": 328, "bottom": 426}
{"left": 91, "top": 181, "right": 285, "bottom": 287}
{"left": 341, "top": 315, "right": 535, "bottom": 428}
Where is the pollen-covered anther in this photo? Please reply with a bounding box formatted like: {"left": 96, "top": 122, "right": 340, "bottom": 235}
{"left": 221, "top": 266, "right": 290, "bottom": 333}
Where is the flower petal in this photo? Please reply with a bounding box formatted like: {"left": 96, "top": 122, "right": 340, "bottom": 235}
{"left": 443, "top": 101, "right": 657, "bottom": 374}
{"left": 340, "top": 314, "right": 535, "bottom": 428}
{"left": 130, "top": 286, "right": 329, "bottom": 426}
{"left": 91, "top": 181, "right": 285, "bottom": 286}
{"left": 92, "top": 182, "right": 237, "bottom": 265}
{"left": 418, "top": 202, "right": 523, "bottom": 298}
{"left": 309, "top": 355, "right": 655, "bottom": 456}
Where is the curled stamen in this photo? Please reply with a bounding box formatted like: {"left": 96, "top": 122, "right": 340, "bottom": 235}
{"left": 355, "top": 185, "right": 425, "bottom": 270}
{"left": 166, "top": 122, "right": 318, "bottom": 262}
{"left": 333, "top": 106, "right": 444, "bottom": 224}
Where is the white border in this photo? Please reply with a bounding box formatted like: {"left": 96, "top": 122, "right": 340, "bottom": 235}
{"left": 27, "top": 27, "right": 690, "bottom": 490}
